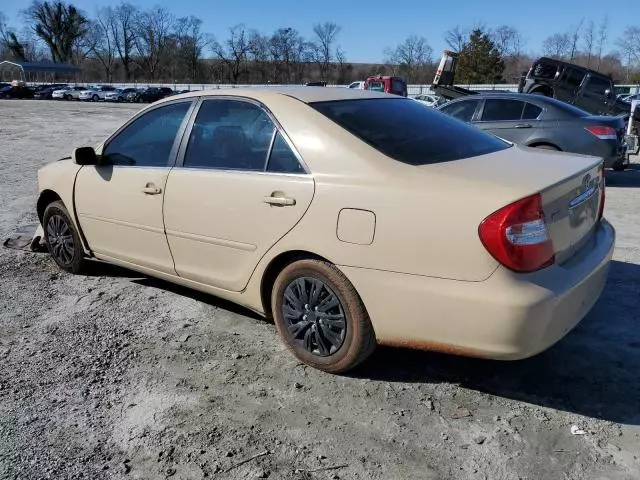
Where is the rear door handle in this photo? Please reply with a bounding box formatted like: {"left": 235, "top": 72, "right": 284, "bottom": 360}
{"left": 515, "top": 123, "right": 532, "bottom": 128}
{"left": 142, "top": 183, "right": 162, "bottom": 195}
{"left": 264, "top": 195, "right": 296, "bottom": 206}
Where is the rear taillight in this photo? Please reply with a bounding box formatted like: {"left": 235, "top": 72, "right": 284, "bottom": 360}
{"left": 585, "top": 125, "right": 617, "bottom": 140}
{"left": 598, "top": 164, "right": 605, "bottom": 221}
{"left": 478, "top": 193, "right": 555, "bottom": 273}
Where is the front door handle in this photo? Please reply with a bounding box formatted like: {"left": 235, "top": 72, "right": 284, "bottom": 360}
{"left": 514, "top": 123, "right": 532, "bottom": 128}
{"left": 263, "top": 194, "right": 296, "bottom": 206}
{"left": 142, "top": 183, "right": 162, "bottom": 195}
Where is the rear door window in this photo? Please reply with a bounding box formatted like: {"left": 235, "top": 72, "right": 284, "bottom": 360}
{"left": 481, "top": 99, "right": 526, "bottom": 121}
{"left": 311, "top": 98, "right": 509, "bottom": 165}
{"left": 531, "top": 61, "right": 559, "bottom": 79}
{"left": 439, "top": 99, "right": 481, "bottom": 122}
{"left": 584, "top": 76, "right": 610, "bottom": 95}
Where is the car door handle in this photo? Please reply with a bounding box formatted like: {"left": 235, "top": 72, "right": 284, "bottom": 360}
{"left": 515, "top": 123, "right": 532, "bottom": 128}
{"left": 263, "top": 195, "right": 296, "bottom": 206}
{"left": 142, "top": 184, "right": 162, "bottom": 195}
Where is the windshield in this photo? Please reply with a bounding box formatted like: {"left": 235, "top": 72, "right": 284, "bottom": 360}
{"left": 310, "top": 98, "right": 510, "bottom": 165}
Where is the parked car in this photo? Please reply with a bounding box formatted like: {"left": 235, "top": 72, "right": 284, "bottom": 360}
{"left": 52, "top": 86, "right": 88, "bottom": 100}
{"left": 0, "top": 84, "right": 35, "bottom": 99}
{"left": 33, "top": 84, "right": 68, "bottom": 100}
{"left": 518, "top": 57, "right": 639, "bottom": 134}
{"left": 438, "top": 92, "right": 629, "bottom": 170}
{"left": 79, "top": 85, "right": 117, "bottom": 101}
{"left": 304, "top": 81, "right": 327, "bottom": 87}
{"left": 364, "top": 75, "right": 407, "bottom": 97}
{"left": 34, "top": 88, "right": 613, "bottom": 373}
{"left": 104, "top": 88, "right": 138, "bottom": 102}
{"left": 347, "top": 81, "right": 364, "bottom": 89}
{"left": 413, "top": 94, "right": 446, "bottom": 108}
{"left": 0, "top": 82, "right": 9, "bottom": 89}
{"left": 128, "top": 87, "right": 175, "bottom": 103}
{"left": 125, "top": 88, "right": 145, "bottom": 102}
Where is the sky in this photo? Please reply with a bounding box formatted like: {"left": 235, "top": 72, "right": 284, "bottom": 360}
{"left": 0, "top": 0, "right": 630, "bottom": 63}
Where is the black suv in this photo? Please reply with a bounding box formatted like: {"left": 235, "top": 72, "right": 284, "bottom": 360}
{"left": 519, "top": 57, "right": 639, "bottom": 135}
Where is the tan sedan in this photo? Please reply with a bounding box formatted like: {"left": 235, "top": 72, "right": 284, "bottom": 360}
{"left": 35, "top": 87, "right": 615, "bottom": 373}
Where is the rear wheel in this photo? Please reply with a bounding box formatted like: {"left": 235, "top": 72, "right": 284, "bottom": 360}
{"left": 43, "top": 201, "right": 86, "bottom": 274}
{"left": 92, "top": 94, "right": 99, "bottom": 101}
{"left": 612, "top": 157, "right": 629, "bottom": 172}
{"left": 271, "top": 259, "right": 376, "bottom": 373}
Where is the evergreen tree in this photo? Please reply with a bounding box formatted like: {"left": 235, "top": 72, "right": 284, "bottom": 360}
{"left": 457, "top": 28, "right": 505, "bottom": 84}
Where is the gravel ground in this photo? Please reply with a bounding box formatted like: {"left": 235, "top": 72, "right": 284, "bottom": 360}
{"left": 1, "top": 100, "right": 639, "bottom": 480}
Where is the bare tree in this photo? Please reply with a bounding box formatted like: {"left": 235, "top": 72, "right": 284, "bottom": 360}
{"left": 568, "top": 19, "right": 584, "bottom": 61}
{"left": 85, "top": 7, "right": 116, "bottom": 81}
{"left": 384, "top": 35, "right": 433, "bottom": 82}
{"left": 213, "top": 24, "right": 250, "bottom": 84}
{"left": 596, "top": 16, "right": 609, "bottom": 70}
{"left": 492, "top": 26, "right": 522, "bottom": 58}
{"left": 133, "top": 7, "right": 175, "bottom": 81}
{"left": 444, "top": 25, "right": 468, "bottom": 52}
{"left": 174, "top": 16, "right": 209, "bottom": 82}
{"left": 312, "top": 21, "right": 341, "bottom": 81}
{"left": 23, "top": 0, "right": 88, "bottom": 64}
{"left": 543, "top": 32, "right": 571, "bottom": 59}
{"left": 617, "top": 26, "right": 640, "bottom": 81}
{"left": 582, "top": 20, "right": 595, "bottom": 68}
{"left": 248, "top": 30, "right": 270, "bottom": 83}
{"left": 269, "top": 27, "right": 305, "bottom": 83}
{"left": 110, "top": 3, "right": 137, "bottom": 81}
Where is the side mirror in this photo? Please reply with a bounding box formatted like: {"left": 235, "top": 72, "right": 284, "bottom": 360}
{"left": 73, "top": 146, "right": 98, "bottom": 165}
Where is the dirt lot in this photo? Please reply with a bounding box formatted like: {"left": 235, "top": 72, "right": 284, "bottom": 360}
{"left": 1, "top": 100, "right": 639, "bottom": 480}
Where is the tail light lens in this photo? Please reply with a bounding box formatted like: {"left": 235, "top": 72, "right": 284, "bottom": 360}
{"left": 478, "top": 193, "right": 555, "bottom": 273}
{"left": 598, "top": 164, "right": 606, "bottom": 221}
{"left": 585, "top": 125, "right": 617, "bottom": 140}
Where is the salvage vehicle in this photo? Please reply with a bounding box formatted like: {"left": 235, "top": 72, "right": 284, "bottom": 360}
{"left": 34, "top": 84, "right": 68, "bottom": 100}
{"left": 364, "top": 75, "right": 407, "bottom": 97}
{"left": 439, "top": 92, "right": 629, "bottom": 170}
{"left": 79, "top": 85, "right": 117, "bottom": 101}
{"left": 0, "top": 83, "right": 34, "bottom": 99}
{"left": 104, "top": 88, "right": 137, "bottom": 102}
{"left": 33, "top": 87, "right": 614, "bottom": 373}
{"left": 128, "top": 86, "right": 175, "bottom": 103}
{"left": 52, "top": 86, "right": 88, "bottom": 100}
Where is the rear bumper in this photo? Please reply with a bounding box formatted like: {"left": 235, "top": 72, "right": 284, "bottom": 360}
{"left": 340, "top": 220, "right": 615, "bottom": 360}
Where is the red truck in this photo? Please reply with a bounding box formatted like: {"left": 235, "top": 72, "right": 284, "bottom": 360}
{"left": 363, "top": 75, "right": 407, "bottom": 97}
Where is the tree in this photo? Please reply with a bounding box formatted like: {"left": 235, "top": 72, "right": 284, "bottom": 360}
{"left": 568, "top": 19, "right": 584, "bottom": 61}
{"left": 24, "top": 1, "right": 88, "bottom": 64}
{"left": 383, "top": 35, "right": 433, "bottom": 83}
{"left": 85, "top": 7, "right": 116, "bottom": 81}
{"left": 110, "top": 3, "right": 137, "bottom": 81}
{"left": 444, "top": 25, "right": 468, "bottom": 52}
{"left": 248, "top": 30, "right": 270, "bottom": 83}
{"left": 174, "top": 16, "right": 209, "bottom": 82}
{"left": 213, "top": 24, "right": 250, "bottom": 84}
{"left": 596, "top": 16, "right": 609, "bottom": 70}
{"left": 133, "top": 7, "right": 175, "bottom": 81}
{"left": 269, "top": 27, "right": 305, "bottom": 83}
{"left": 456, "top": 28, "right": 504, "bottom": 84}
{"left": 311, "top": 22, "right": 341, "bottom": 81}
{"left": 492, "top": 25, "right": 524, "bottom": 81}
{"left": 542, "top": 32, "right": 571, "bottom": 59}
{"left": 583, "top": 20, "right": 595, "bottom": 68}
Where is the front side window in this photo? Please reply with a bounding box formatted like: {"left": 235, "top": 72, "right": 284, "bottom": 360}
{"left": 563, "top": 68, "right": 585, "bottom": 87}
{"left": 440, "top": 99, "right": 480, "bottom": 122}
{"left": 311, "top": 98, "right": 510, "bottom": 165}
{"left": 103, "top": 102, "right": 191, "bottom": 167}
{"left": 584, "top": 76, "right": 610, "bottom": 95}
{"left": 481, "top": 99, "right": 526, "bottom": 121}
{"left": 183, "top": 99, "right": 276, "bottom": 171}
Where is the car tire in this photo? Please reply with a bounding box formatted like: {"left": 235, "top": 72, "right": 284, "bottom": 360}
{"left": 271, "top": 259, "right": 376, "bottom": 373}
{"left": 43, "top": 201, "right": 86, "bottom": 274}
{"left": 92, "top": 94, "right": 99, "bottom": 101}
{"left": 612, "top": 158, "right": 628, "bottom": 171}
{"left": 64, "top": 94, "right": 71, "bottom": 100}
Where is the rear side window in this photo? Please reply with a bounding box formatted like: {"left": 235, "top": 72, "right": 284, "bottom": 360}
{"left": 523, "top": 103, "right": 543, "bottom": 119}
{"left": 440, "top": 99, "right": 480, "bottom": 122}
{"left": 531, "top": 62, "right": 559, "bottom": 79}
{"left": 311, "top": 98, "right": 510, "bottom": 165}
{"left": 584, "top": 76, "right": 610, "bottom": 95}
{"left": 481, "top": 99, "right": 526, "bottom": 121}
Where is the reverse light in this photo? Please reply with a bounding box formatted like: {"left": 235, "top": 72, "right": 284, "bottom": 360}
{"left": 585, "top": 125, "right": 617, "bottom": 140}
{"left": 478, "top": 193, "right": 555, "bottom": 273}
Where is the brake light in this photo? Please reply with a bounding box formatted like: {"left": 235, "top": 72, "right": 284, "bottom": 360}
{"left": 598, "top": 164, "right": 606, "bottom": 220}
{"left": 478, "top": 193, "right": 555, "bottom": 273}
{"left": 585, "top": 125, "right": 617, "bottom": 140}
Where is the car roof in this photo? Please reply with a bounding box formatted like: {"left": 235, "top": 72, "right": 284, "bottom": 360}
{"left": 158, "top": 86, "right": 391, "bottom": 105}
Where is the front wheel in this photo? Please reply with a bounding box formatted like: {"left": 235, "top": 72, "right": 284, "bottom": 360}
{"left": 43, "top": 201, "right": 86, "bottom": 274}
{"left": 92, "top": 94, "right": 99, "bottom": 101}
{"left": 271, "top": 259, "right": 376, "bottom": 373}
{"left": 612, "top": 158, "right": 629, "bottom": 172}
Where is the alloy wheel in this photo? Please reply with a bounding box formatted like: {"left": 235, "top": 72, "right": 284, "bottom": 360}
{"left": 46, "top": 214, "right": 74, "bottom": 266}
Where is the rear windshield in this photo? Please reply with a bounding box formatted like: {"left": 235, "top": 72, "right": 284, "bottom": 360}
{"left": 310, "top": 98, "right": 510, "bottom": 165}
